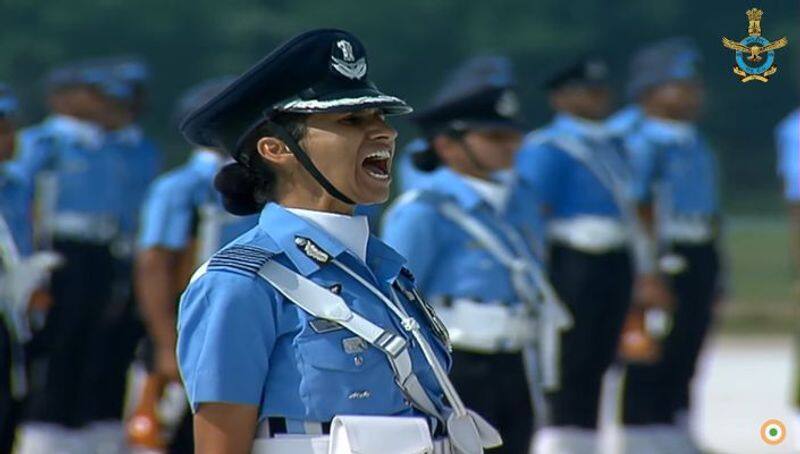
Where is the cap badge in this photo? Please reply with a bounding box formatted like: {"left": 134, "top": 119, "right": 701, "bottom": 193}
{"left": 332, "top": 40, "right": 367, "bottom": 80}
{"left": 495, "top": 90, "right": 520, "bottom": 118}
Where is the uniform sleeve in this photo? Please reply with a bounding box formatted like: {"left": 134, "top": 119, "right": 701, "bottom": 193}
{"left": 381, "top": 199, "right": 441, "bottom": 289}
{"left": 514, "top": 142, "right": 564, "bottom": 209}
{"left": 137, "top": 178, "right": 194, "bottom": 250}
{"left": 177, "top": 270, "right": 278, "bottom": 411}
{"left": 13, "top": 130, "right": 56, "bottom": 180}
{"left": 625, "top": 135, "right": 660, "bottom": 204}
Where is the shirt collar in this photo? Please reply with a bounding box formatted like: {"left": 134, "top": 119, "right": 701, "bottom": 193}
{"left": 286, "top": 208, "right": 370, "bottom": 262}
{"left": 461, "top": 174, "right": 509, "bottom": 213}
{"left": 553, "top": 113, "right": 611, "bottom": 141}
{"left": 258, "top": 203, "right": 406, "bottom": 282}
{"left": 45, "top": 114, "right": 105, "bottom": 150}
{"left": 640, "top": 116, "right": 697, "bottom": 145}
{"left": 430, "top": 168, "right": 486, "bottom": 211}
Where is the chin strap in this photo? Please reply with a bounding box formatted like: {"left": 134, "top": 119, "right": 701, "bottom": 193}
{"left": 265, "top": 121, "right": 355, "bottom": 206}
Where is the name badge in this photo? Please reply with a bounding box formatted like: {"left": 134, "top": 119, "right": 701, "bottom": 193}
{"left": 309, "top": 318, "right": 344, "bottom": 334}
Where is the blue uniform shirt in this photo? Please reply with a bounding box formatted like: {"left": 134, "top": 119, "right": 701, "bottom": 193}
{"left": 106, "top": 125, "right": 162, "bottom": 235}
{"left": 625, "top": 117, "right": 719, "bottom": 216}
{"left": 776, "top": 108, "right": 800, "bottom": 202}
{"left": 515, "top": 114, "right": 624, "bottom": 220}
{"left": 15, "top": 115, "right": 158, "bottom": 236}
{"left": 177, "top": 203, "right": 451, "bottom": 424}
{"left": 0, "top": 163, "right": 33, "bottom": 256}
{"left": 138, "top": 150, "right": 257, "bottom": 250}
{"left": 382, "top": 168, "right": 540, "bottom": 303}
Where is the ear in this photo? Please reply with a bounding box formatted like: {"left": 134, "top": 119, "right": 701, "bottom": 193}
{"left": 431, "top": 134, "right": 460, "bottom": 165}
{"left": 256, "top": 136, "right": 293, "bottom": 165}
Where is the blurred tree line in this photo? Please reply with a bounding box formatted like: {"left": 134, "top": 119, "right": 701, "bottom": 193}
{"left": 0, "top": 0, "right": 797, "bottom": 212}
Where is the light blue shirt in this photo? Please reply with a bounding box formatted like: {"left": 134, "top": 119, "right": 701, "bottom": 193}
{"left": 177, "top": 203, "right": 451, "bottom": 424}
{"left": 106, "top": 125, "right": 162, "bottom": 235}
{"left": 138, "top": 150, "right": 257, "bottom": 250}
{"left": 515, "top": 114, "right": 624, "bottom": 220}
{"left": 0, "top": 163, "right": 33, "bottom": 256}
{"left": 14, "top": 115, "right": 161, "bottom": 236}
{"left": 625, "top": 117, "right": 719, "bottom": 216}
{"left": 776, "top": 108, "right": 800, "bottom": 201}
{"left": 382, "top": 168, "right": 541, "bottom": 303}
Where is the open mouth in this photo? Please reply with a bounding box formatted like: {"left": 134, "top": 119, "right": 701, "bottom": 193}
{"left": 361, "top": 149, "right": 391, "bottom": 181}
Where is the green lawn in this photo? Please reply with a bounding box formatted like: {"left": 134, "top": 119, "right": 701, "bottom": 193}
{"left": 721, "top": 216, "right": 797, "bottom": 333}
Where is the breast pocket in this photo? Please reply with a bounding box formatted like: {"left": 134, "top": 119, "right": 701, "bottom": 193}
{"left": 294, "top": 330, "right": 406, "bottom": 420}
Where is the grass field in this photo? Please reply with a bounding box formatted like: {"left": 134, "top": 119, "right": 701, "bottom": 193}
{"left": 721, "top": 216, "right": 797, "bottom": 333}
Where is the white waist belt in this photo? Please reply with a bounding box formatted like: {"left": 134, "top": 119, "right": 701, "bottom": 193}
{"left": 251, "top": 437, "right": 451, "bottom": 454}
{"left": 660, "top": 217, "right": 715, "bottom": 243}
{"left": 252, "top": 416, "right": 444, "bottom": 454}
{"left": 51, "top": 212, "right": 119, "bottom": 243}
{"left": 548, "top": 216, "right": 628, "bottom": 253}
{"left": 435, "top": 299, "right": 536, "bottom": 353}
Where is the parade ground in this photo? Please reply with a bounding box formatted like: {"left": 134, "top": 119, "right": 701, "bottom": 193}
{"left": 693, "top": 335, "right": 796, "bottom": 454}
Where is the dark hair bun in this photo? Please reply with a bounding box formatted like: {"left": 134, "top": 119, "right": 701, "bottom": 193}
{"left": 214, "top": 162, "right": 265, "bottom": 215}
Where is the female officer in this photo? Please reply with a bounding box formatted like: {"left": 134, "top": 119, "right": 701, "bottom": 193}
{"left": 177, "top": 29, "right": 501, "bottom": 454}
{"left": 382, "top": 56, "right": 569, "bottom": 454}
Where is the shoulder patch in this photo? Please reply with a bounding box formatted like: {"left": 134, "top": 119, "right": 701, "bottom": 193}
{"left": 207, "top": 245, "right": 273, "bottom": 276}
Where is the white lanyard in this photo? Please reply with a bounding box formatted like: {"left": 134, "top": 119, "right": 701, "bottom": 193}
{"left": 257, "top": 256, "right": 502, "bottom": 452}
{"left": 330, "top": 259, "right": 469, "bottom": 417}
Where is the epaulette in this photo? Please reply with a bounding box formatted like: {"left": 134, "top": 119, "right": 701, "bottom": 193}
{"left": 399, "top": 266, "right": 416, "bottom": 283}
{"left": 207, "top": 244, "right": 274, "bottom": 276}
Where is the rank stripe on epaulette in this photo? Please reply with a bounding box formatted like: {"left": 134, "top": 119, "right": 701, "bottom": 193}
{"left": 207, "top": 245, "right": 273, "bottom": 275}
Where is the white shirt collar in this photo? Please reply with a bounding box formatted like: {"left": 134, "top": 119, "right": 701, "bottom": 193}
{"left": 556, "top": 113, "right": 611, "bottom": 141}
{"left": 642, "top": 117, "right": 697, "bottom": 144}
{"left": 47, "top": 114, "right": 105, "bottom": 150}
{"left": 461, "top": 174, "right": 510, "bottom": 213}
{"left": 286, "top": 208, "right": 370, "bottom": 262}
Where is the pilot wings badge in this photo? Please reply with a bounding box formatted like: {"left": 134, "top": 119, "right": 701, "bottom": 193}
{"left": 331, "top": 40, "right": 367, "bottom": 80}
{"left": 722, "top": 8, "right": 788, "bottom": 83}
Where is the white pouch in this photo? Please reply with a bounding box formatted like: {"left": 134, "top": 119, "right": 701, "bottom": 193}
{"left": 328, "top": 415, "right": 433, "bottom": 454}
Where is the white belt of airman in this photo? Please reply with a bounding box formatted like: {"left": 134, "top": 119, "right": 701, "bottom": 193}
{"left": 252, "top": 415, "right": 449, "bottom": 454}
{"left": 252, "top": 434, "right": 451, "bottom": 454}
{"left": 547, "top": 216, "right": 628, "bottom": 253}
{"left": 436, "top": 202, "right": 573, "bottom": 390}
{"left": 50, "top": 212, "right": 119, "bottom": 244}
{"left": 434, "top": 300, "right": 534, "bottom": 353}
{"left": 660, "top": 217, "right": 715, "bottom": 244}
{"left": 257, "top": 260, "right": 502, "bottom": 453}
{"left": 547, "top": 135, "right": 659, "bottom": 273}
